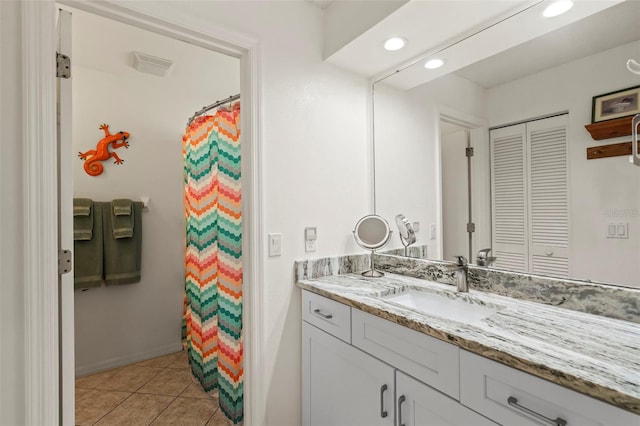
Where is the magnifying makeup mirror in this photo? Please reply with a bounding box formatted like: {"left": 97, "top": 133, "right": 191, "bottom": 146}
{"left": 353, "top": 214, "right": 392, "bottom": 277}
{"left": 395, "top": 214, "right": 416, "bottom": 257}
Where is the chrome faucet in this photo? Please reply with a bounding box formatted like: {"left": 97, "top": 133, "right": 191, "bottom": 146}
{"left": 454, "top": 255, "right": 468, "bottom": 293}
{"left": 476, "top": 248, "right": 497, "bottom": 267}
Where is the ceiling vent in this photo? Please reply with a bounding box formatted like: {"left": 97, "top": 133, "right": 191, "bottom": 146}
{"left": 131, "top": 51, "right": 174, "bottom": 77}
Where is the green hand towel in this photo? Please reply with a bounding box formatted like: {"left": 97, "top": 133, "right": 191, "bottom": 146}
{"left": 103, "top": 201, "right": 143, "bottom": 286}
{"left": 111, "top": 198, "right": 134, "bottom": 239}
{"left": 74, "top": 201, "right": 104, "bottom": 290}
{"left": 73, "top": 198, "right": 94, "bottom": 241}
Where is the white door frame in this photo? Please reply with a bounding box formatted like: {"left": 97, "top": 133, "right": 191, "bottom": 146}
{"left": 22, "top": 1, "right": 265, "bottom": 424}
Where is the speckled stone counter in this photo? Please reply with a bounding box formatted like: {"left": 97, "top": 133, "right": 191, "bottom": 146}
{"left": 374, "top": 254, "right": 640, "bottom": 323}
{"left": 296, "top": 271, "right": 640, "bottom": 415}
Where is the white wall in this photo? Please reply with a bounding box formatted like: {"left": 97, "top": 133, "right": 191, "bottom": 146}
{"left": 0, "top": 2, "right": 26, "bottom": 424}
{"left": 375, "top": 74, "right": 487, "bottom": 258}
{"left": 487, "top": 41, "right": 640, "bottom": 286}
{"left": 70, "top": 9, "right": 241, "bottom": 374}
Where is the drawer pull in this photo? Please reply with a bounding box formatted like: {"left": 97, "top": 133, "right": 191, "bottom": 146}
{"left": 507, "top": 396, "right": 567, "bottom": 426}
{"left": 313, "top": 308, "right": 333, "bottom": 319}
{"left": 380, "top": 384, "right": 388, "bottom": 418}
{"left": 398, "top": 395, "right": 406, "bottom": 426}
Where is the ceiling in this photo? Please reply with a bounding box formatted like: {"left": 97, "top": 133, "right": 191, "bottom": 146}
{"left": 325, "top": 0, "right": 531, "bottom": 77}
{"left": 456, "top": 0, "right": 640, "bottom": 88}
{"left": 324, "top": 0, "right": 631, "bottom": 90}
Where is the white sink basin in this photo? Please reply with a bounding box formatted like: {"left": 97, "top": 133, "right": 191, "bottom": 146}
{"left": 384, "top": 289, "right": 501, "bottom": 323}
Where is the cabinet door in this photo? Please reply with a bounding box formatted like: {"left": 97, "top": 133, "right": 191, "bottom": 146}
{"left": 490, "top": 122, "right": 528, "bottom": 272}
{"left": 302, "top": 322, "right": 395, "bottom": 426}
{"left": 396, "top": 371, "right": 497, "bottom": 426}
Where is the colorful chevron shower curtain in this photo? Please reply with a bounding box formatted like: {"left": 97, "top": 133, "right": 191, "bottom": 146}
{"left": 182, "top": 102, "right": 243, "bottom": 424}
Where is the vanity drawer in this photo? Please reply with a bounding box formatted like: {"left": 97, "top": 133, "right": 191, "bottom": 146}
{"left": 460, "top": 350, "right": 639, "bottom": 426}
{"left": 352, "top": 309, "right": 460, "bottom": 399}
{"left": 302, "top": 290, "right": 351, "bottom": 343}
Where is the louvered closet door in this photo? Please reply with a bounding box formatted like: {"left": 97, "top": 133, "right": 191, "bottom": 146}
{"left": 526, "top": 115, "right": 570, "bottom": 277}
{"left": 490, "top": 124, "right": 528, "bottom": 272}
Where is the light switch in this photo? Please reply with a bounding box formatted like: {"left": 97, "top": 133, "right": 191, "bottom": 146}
{"left": 268, "top": 233, "right": 282, "bottom": 257}
{"left": 617, "top": 223, "right": 629, "bottom": 239}
{"left": 430, "top": 224, "right": 437, "bottom": 240}
{"left": 606, "top": 222, "right": 629, "bottom": 239}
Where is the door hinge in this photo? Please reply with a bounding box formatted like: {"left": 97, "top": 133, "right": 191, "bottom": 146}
{"left": 58, "top": 249, "right": 72, "bottom": 275}
{"left": 465, "top": 147, "right": 474, "bottom": 157}
{"left": 56, "top": 53, "right": 71, "bottom": 79}
{"left": 467, "top": 222, "right": 476, "bottom": 233}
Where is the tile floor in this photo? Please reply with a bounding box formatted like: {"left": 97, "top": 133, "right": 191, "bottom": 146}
{"left": 75, "top": 351, "right": 229, "bottom": 426}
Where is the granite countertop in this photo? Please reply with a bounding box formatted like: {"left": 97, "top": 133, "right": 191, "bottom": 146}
{"left": 296, "top": 272, "right": 640, "bottom": 415}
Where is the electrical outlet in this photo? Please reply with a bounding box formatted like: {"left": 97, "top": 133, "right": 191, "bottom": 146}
{"left": 305, "top": 239, "right": 316, "bottom": 252}
{"left": 430, "top": 224, "right": 437, "bottom": 240}
{"left": 412, "top": 221, "right": 420, "bottom": 232}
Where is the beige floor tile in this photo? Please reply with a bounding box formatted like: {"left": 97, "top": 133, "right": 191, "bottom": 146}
{"left": 179, "top": 383, "right": 217, "bottom": 400}
{"left": 134, "top": 352, "right": 181, "bottom": 369}
{"left": 75, "top": 367, "right": 122, "bottom": 389}
{"left": 205, "top": 409, "right": 231, "bottom": 426}
{"left": 137, "top": 368, "right": 192, "bottom": 396}
{"left": 96, "top": 366, "right": 164, "bottom": 392}
{"left": 75, "top": 388, "right": 131, "bottom": 426}
{"left": 166, "top": 351, "right": 190, "bottom": 370}
{"left": 150, "top": 397, "right": 217, "bottom": 426}
{"left": 94, "top": 393, "right": 174, "bottom": 426}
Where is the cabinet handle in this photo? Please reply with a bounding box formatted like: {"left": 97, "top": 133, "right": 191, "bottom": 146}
{"left": 380, "top": 384, "right": 388, "bottom": 418}
{"left": 313, "top": 308, "right": 333, "bottom": 319}
{"left": 398, "top": 395, "right": 406, "bottom": 426}
{"left": 507, "top": 396, "right": 567, "bottom": 426}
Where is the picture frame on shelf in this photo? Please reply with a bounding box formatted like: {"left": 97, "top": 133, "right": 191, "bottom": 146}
{"left": 592, "top": 85, "right": 640, "bottom": 123}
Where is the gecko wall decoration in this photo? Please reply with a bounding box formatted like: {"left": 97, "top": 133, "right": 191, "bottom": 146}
{"left": 79, "top": 124, "right": 132, "bottom": 176}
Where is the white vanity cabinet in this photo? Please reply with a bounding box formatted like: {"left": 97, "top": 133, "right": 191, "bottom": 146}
{"left": 302, "top": 290, "right": 494, "bottom": 426}
{"left": 302, "top": 322, "right": 395, "bottom": 426}
{"left": 301, "top": 290, "right": 639, "bottom": 426}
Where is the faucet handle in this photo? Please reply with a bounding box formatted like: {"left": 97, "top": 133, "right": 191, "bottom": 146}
{"left": 454, "top": 255, "right": 468, "bottom": 266}
{"left": 476, "top": 248, "right": 492, "bottom": 260}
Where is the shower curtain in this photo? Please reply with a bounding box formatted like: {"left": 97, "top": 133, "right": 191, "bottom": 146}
{"left": 182, "top": 102, "right": 243, "bottom": 424}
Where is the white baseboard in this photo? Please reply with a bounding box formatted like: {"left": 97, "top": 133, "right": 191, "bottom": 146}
{"left": 75, "top": 341, "right": 185, "bottom": 377}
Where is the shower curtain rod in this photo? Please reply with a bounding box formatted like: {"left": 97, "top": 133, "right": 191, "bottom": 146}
{"left": 186, "top": 93, "right": 240, "bottom": 128}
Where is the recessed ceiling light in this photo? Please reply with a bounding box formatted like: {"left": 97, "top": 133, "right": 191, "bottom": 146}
{"left": 384, "top": 37, "right": 407, "bottom": 51}
{"left": 543, "top": 0, "right": 573, "bottom": 17}
{"left": 424, "top": 58, "right": 445, "bottom": 69}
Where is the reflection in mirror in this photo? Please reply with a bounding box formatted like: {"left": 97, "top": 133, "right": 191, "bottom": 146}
{"left": 353, "top": 214, "right": 392, "bottom": 277}
{"left": 395, "top": 214, "right": 417, "bottom": 256}
{"left": 374, "top": 0, "right": 640, "bottom": 288}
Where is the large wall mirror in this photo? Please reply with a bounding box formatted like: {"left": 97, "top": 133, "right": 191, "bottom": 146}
{"left": 374, "top": 0, "right": 640, "bottom": 288}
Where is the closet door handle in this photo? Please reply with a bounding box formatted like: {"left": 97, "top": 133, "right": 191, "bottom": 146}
{"left": 398, "top": 395, "right": 406, "bottom": 426}
{"left": 312, "top": 308, "right": 333, "bottom": 319}
{"left": 507, "top": 396, "right": 567, "bottom": 426}
{"left": 379, "top": 384, "right": 388, "bottom": 418}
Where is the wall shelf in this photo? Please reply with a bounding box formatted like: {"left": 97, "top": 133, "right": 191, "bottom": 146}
{"left": 586, "top": 141, "right": 637, "bottom": 160}
{"left": 584, "top": 116, "right": 633, "bottom": 141}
